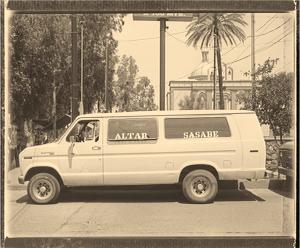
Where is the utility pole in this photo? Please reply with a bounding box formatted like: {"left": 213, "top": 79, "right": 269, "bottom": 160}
{"left": 251, "top": 13, "right": 256, "bottom": 110}
{"left": 160, "top": 19, "right": 166, "bottom": 110}
{"left": 71, "top": 15, "right": 78, "bottom": 121}
{"left": 52, "top": 70, "right": 57, "bottom": 138}
{"left": 79, "top": 21, "right": 84, "bottom": 115}
{"left": 133, "top": 14, "right": 192, "bottom": 111}
{"left": 213, "top": 33, "right": 217, "bottom": 110}
{"left": 104, "top": 38, "right": 109, "bottom": 112}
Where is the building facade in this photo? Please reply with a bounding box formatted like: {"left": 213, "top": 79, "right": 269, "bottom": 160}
{"left": 167, "top": 50, "right": 252, "bottom": 111}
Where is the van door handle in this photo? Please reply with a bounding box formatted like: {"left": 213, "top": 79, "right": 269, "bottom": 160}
{"left": 250, "top": 150, "right": 258, "bottom": 152}
{"left": 92, "top": 146, "right": 101, "bottom": 150}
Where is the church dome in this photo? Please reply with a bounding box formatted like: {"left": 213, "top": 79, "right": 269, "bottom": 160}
{"left": 188, "top": 50, "right": 234, "bottom": 81}
{"left": 188, "top": 50, "right": 213, "bottom": 80}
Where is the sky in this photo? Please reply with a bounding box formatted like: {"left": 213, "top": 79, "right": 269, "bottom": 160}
{"left": 113, "top": 13, "right": 295, "bottom": 105}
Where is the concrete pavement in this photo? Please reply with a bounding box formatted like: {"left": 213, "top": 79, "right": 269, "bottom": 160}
{"left": 5, "top": 187, "right": 295, "bottom": 237}
{"left": 4, "top": 168, "right": 295, "bottom": 238}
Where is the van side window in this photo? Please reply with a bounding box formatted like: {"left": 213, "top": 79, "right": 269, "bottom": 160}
{"left": 66, "top": 120, "right": 100, "bottom": 142}
{"left": 165, "top": 117, "right": 231, "bottom": 139}
{"left": 108, "top": 118, "right": 158, "bottom": 141}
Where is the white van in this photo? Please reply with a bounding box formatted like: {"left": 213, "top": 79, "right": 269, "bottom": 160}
{"left": 18, "top": 110, "right": 266, "bottom": 204}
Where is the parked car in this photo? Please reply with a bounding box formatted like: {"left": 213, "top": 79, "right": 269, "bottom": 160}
{"left": 278, "top": 141, "right": 294, "bottom": 184}
{"left": 18, "top": 110, "right": 266, "bottom": 204}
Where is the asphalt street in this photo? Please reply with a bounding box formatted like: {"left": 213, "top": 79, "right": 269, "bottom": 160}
{"left": 5, "top": 186, "right": 295, "bottom": 237}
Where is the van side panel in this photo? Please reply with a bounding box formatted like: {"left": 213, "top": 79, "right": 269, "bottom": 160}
{"left": 172, "top": 115, "right": 244, "bottom": 181}
{"left": 233, "top": 114, "right": 266, "bottom": 179}
{"left": 103, "top": 115, "right": 243, "bottom": 185}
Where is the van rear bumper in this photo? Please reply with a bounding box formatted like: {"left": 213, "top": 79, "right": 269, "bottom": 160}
{"left": 218, "top": 169, "right": 265, "bottom": 180}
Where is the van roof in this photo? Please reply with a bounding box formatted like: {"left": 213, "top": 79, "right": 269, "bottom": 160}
{"left": 77, "top": 110, "right": 255, "bottom": 119}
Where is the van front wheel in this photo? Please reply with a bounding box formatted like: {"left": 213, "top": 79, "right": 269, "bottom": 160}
{"left": 27, "top": 173, "right": 61, "bottom": 204}
{"left": 182, "top": 169, "right": 218, "bottom": 203}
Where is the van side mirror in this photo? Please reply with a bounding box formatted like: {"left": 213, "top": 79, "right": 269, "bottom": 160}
{"left": 69, "top": 135, "right": 75, "bottom": 143}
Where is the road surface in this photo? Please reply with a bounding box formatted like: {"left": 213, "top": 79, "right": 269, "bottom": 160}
{"left": 5, "top": 186, "right": 295, "bottom": 237}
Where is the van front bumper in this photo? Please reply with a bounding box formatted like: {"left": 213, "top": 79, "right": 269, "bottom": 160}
{"left": 18, "top": 176, "right": 25, "bottom": 184}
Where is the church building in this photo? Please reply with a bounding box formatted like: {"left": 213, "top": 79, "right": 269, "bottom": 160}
{"left": 166, "top": 50, "right": 252, "bottom": 111}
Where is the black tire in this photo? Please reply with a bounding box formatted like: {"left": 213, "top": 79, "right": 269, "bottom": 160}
{"left": 27, "top": 173, "right": 61, "bottom": 204}
{"left": 182, "top": 169, "right": 218, "bottom": 203}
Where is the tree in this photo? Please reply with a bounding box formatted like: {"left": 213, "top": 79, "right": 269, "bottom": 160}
{"left": 10, "top": 15, "right": 72, "bottom": 145}
{"left": 78, "top": 14, "right": 124, "bottom": 113}
{"left": 132, "top": 77, "right": 157, "bottom": 111}
{"left": 113, "top": 55, "right": 138, "bottom": 112}
{"left": 179, "top": 92, "right": 206, "bottom": 110}
{"left": 237, "top": 58, "right": 293, "bottom": 144}
{"left": 186, "top": 13, "right": 247, "bottom": 109}
{"left": 113, "top": 55, "right": 157, "bottom": 112}
{"left": 9, "top": 14, "right": 124, "bottom": 147}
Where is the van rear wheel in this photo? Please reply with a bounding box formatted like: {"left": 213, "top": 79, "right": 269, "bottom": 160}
{"left": 27, "top": 173, "right": 61, "bottom": 204}
{"left": 182, "top": 169, "right": 218, "bottom": 203}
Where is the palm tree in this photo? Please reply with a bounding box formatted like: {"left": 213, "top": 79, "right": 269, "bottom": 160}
{"left": 186, "top": 13, "right": 247, "bottom": 109}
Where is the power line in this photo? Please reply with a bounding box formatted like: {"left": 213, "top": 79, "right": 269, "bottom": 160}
{"left": 119, "top": 16, "right": 290, "bottom": 48}
{"left": 166, "top": 31, "right": 186, "bottom": 45}
{"left": 222, "top": 16, "right": 290, "bottom": 58}
{"left": 222, "top": 18, "right": 292, "bottom": 59}
{"left": 118, "top": 30, "right": 186, "bottom": 42}
{"left": 252, "top": 18, "right": 291, "bottom": 38}
{"left": 228, "top": 25, "right": 293, "bottom": 62}
{"left": 227, "top": 30, "right": 292, "bottom": 65}
{"left": 256, "top": 14, "right": 276, "bottom": 32}
{"left": 174, "top": 28, "right": 292, "bottom": 80}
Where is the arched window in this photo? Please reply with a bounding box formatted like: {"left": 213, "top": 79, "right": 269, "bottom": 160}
{"left": 223, "top": 92, "right": 232, "bottom": 110}
{"left": 227, "top": 67, "right": 233, "bottom": 80}
{"left": 193, "top": 91, "right": 207, "bottom": 110}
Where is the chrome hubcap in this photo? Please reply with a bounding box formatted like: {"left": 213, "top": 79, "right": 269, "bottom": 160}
{"left": 33, "top": 179, "right": 52, "bottom": 200}
{"left": 40, "top": 186, "right": 47, "bottom": 193}
{"left": 197, "top": 184, "right": 205, "bottom": 191}
{"left": 191, "top": 176, "right": 210, "bottom": 197}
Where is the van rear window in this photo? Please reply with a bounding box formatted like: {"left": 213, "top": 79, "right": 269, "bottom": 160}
{"left": 108, "top": 118, "right": 158, "bottom": 141}
{"left": 165, "top": 117, "right": 231, "bottom": 139}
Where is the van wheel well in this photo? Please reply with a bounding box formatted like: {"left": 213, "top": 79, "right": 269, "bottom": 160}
{"left": 179, "top": 164, "right": 219, "bottom": 183}
{"left": 25, "top": 167, "right": 64, "bottom": 187}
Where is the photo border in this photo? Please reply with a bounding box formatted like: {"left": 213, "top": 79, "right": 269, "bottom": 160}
{"left": 1, "top": 0, "right": 298, "bottom": 247}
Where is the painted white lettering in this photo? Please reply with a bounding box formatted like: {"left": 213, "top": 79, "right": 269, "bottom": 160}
{"left": 189, "top": 132, "right": 195, "bottom": 139}
{"left": 115, "top": 133, "right": 122, "bottom": 140}
{"left": 128, "top": 133, "right": 134, "bottom": 139}
{"left": 213, "top": 131, "right": 219, "bottom": 137}
{"left": 183, "top": 130, "right": 220, "bottom": 139}
{"left": 200, "top": 131, "right": 207, "bottom": 138}
{"left": 134, "top": 133, "right": 141, "bottom": 139}
{"left": 207, "top": 131, "right": 213, "bottom": 138}
{"left": 141, "top": 133, "right": 148, "bottom": 139}
{"left": 183, "top": 132, "right": 189, "bottom": 138}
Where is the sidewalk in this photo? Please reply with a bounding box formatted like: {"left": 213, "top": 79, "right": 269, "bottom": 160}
{"left": 6, "top": 167, "right": 285, "bottom": 191}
